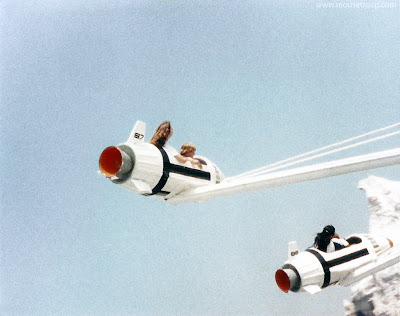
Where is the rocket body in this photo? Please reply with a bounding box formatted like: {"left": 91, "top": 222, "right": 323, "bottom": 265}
{"left": 276, "top": 234, "right": 394, "bottom": 294}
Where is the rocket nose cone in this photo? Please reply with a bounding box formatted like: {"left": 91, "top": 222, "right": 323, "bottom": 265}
{"left": 275, "top": 269, "right": 291, "bottom": 293}
{"left": 99, "top": 146, "right": 123, "bottom": 178}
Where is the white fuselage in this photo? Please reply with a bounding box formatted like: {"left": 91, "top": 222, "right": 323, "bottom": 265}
{"left": 276, "top": 234, "right": 393, "bottom": 293}
{"left": 100, "top": 142, "right": 224, "bottom": 200}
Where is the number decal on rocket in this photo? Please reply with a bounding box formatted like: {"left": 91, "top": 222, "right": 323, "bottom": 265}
{"left": 134, "top": 133, "right": 144, "bottom": 140}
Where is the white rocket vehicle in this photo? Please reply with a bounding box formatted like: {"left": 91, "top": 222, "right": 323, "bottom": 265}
{"left": 98, "top": 121, "right": 400, "bottom": 205}
{"left": 275, "top": 234, "right": 400, "bottom": 294}
{"left": 99, "top": 121, "right": 225, "bottom": 201}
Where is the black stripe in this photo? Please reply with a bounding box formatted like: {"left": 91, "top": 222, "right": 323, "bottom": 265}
{"left": 152, "top": 146, "right": 212, "bottom": 195}
{"left": 306, "top": 249, "right": 331, "bottom": 288}
{"left": 169, "top": 164, "right": 211, "bottom": 180}
{"left": 306, "top": 248, "right": 370, "bottom": 288}
{"left": 151, "top": 147, "right": 170, "bottom": 195}
{"left": 326, "top": 249, "right": 369, "bottom": 268}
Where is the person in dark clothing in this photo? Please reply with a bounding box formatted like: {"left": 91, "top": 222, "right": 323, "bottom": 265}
{"left": 314, "top": 225, "right": 349, "bottom": 252}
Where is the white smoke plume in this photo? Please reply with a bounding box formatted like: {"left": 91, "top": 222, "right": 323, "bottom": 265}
{"left": 344, "top": 176, "right": 400, "bottom": 316}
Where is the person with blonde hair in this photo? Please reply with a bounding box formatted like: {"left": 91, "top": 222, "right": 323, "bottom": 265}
{"left": 149, "top": 121, "right": 202, "bottom": 168}
{"left": 180, "top": 142, "right": 202, "bottom": 168}
{"left": 180, "top": 142, "right": 196, "bottom": 158}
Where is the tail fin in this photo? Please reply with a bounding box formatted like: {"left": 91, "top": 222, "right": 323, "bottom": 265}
{"left": 303, "top": 285, "right": 322, "bottom": 294}
{"left": 288, "top": 241, "right": 299, "bottom": 258}
{"left": 127, "top": 121, "right": 146, "bottom": 144}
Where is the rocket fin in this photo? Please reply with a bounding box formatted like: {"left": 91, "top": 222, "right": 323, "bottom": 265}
{"left": 303, "top": 285, "right": 322, "bottom": 294}
{"left": 130, "top": 179, "right": 152, "bottom": 194}
{"left": 288, "top": 241, "right": 299, "bottom": 258}
{"left": 127, "top": 121, "right": 146, "bottom": 144}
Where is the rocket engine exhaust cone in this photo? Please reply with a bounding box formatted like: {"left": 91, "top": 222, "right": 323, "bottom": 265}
{"left": 99, "top": 146, "right": 125, "bottom": 178}
{"left": 275, "top": 269, "right": 291, "bottom": 293}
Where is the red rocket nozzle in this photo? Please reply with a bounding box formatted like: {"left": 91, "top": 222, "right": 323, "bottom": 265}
{"left": 99, "top": 146, "right": 123, "bottom": 178}
{"left": 275, "top": 269, "right": 291, "bottom": 293}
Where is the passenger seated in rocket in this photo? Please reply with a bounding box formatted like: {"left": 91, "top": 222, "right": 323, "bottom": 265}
{"left": 149, "top": 121, "right": 202, "bottom": 169}
{"left": 180, "top": 142, "right": 197, "bottom": 158}
{"left": 180, "top": 142, "right": 204, "bottom": 168}
{"left": 314, "top": 225, "right": 349, "bottom": 253}
{"left": 181, "top": 142, "right": 207, "bottom": 166}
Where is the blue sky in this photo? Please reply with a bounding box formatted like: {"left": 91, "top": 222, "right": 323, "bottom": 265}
{"left": 1, "top": 1, "right": 399, "bottom": 315}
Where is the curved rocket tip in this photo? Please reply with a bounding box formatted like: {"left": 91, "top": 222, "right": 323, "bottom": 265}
{"left": 99, "top": 146, "right": 123, "bottom": 178}
{"left": 275, "top": 269, "right": 291, "bottom": 293}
